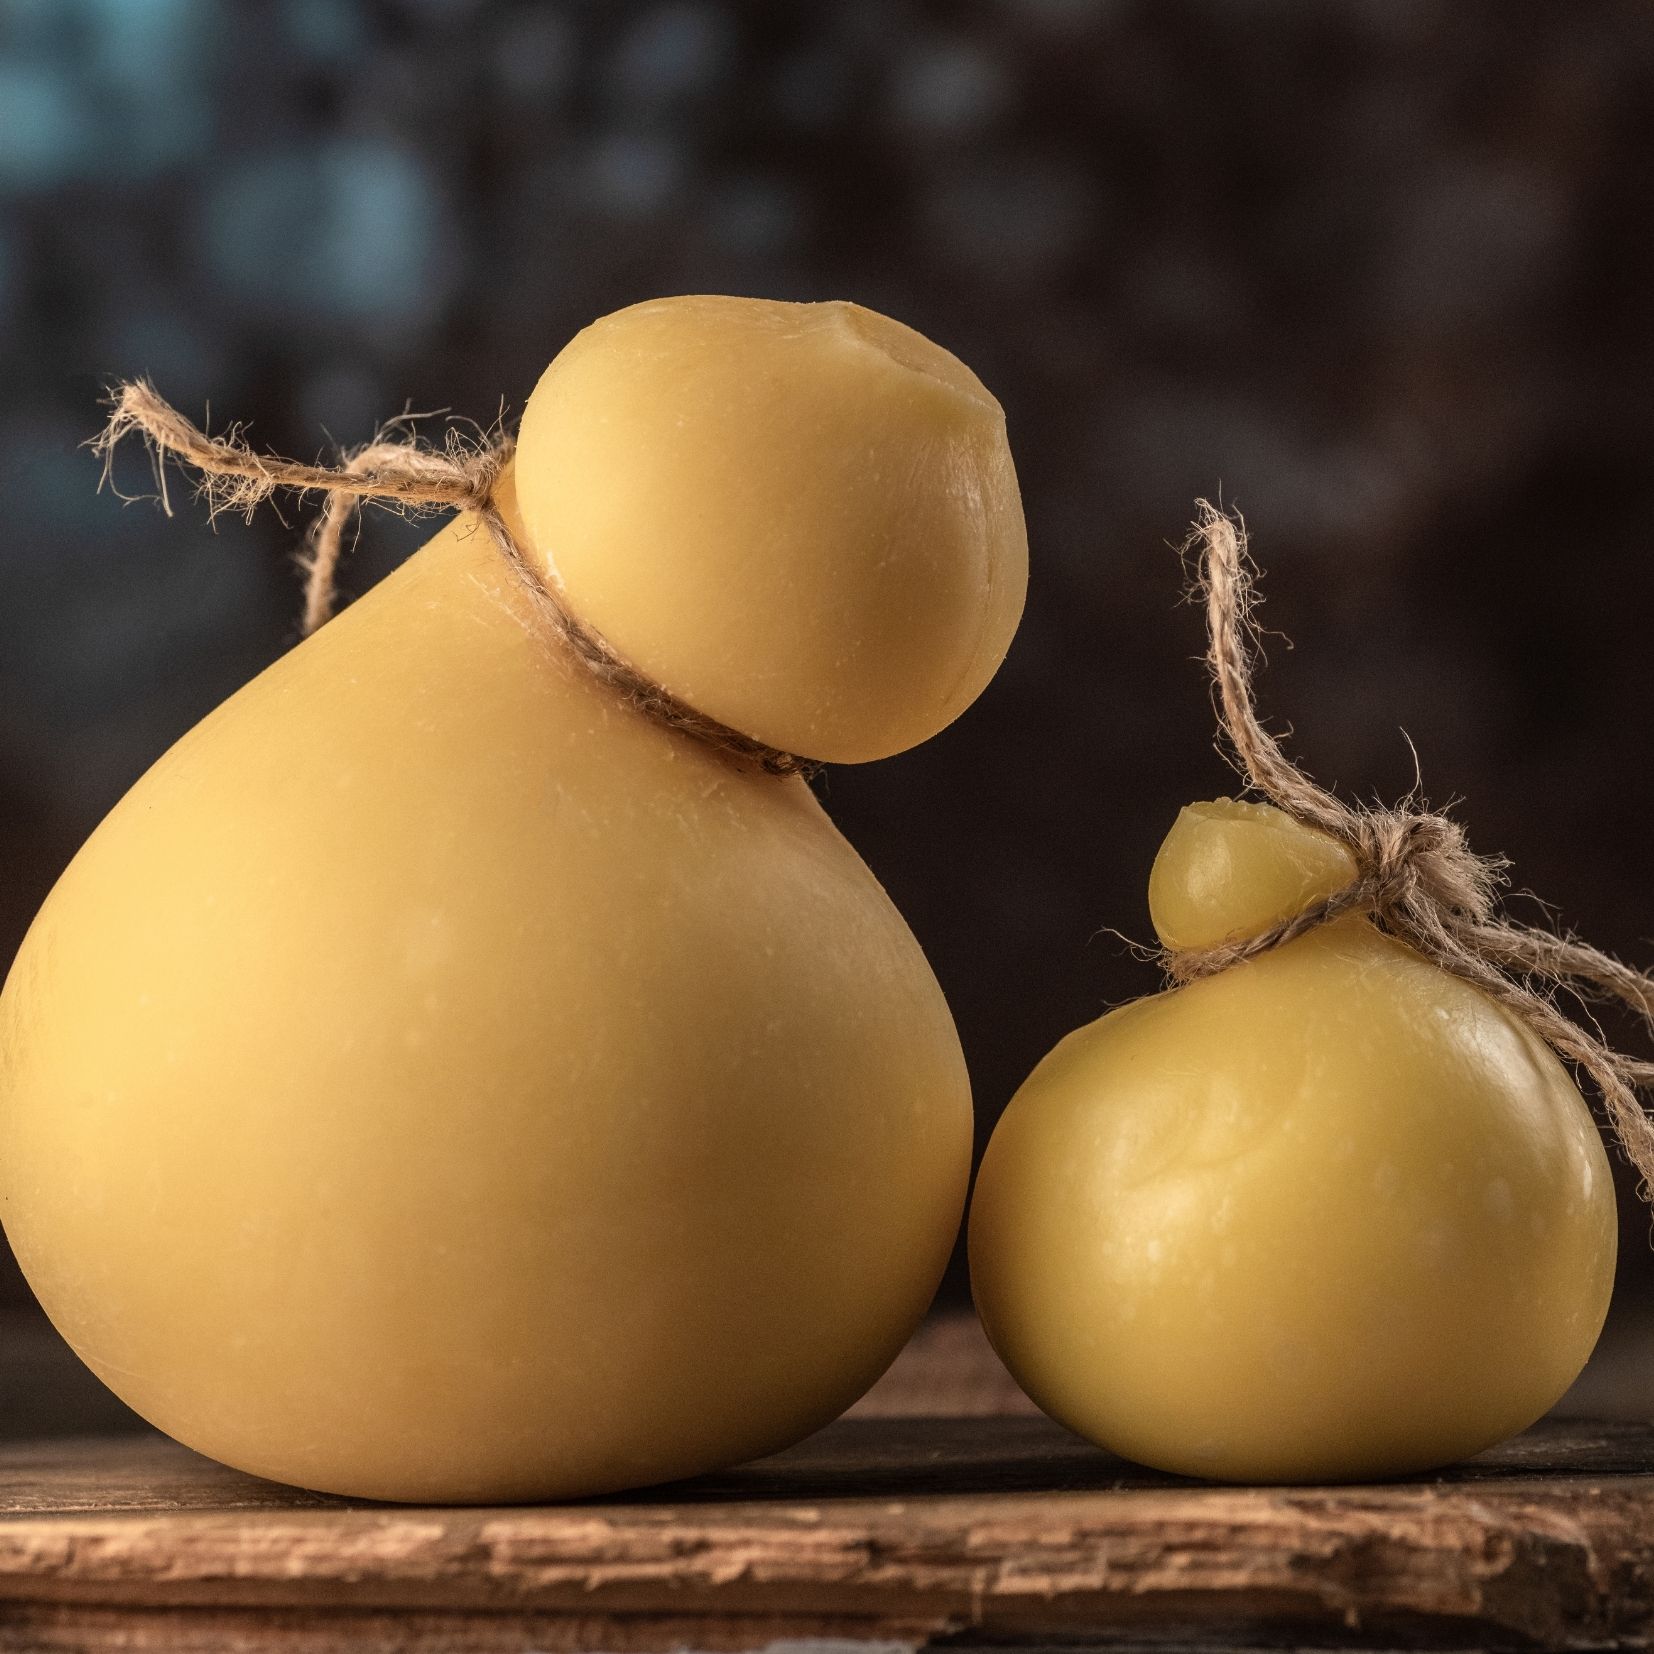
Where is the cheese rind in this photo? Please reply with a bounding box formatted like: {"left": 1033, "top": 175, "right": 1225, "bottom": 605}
{"left": 514, "top": 296, "right": 1028, "bottom": 764}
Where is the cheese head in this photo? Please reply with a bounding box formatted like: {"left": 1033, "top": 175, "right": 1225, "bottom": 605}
{"left": 1149, "top": 798, "right": 1358, "bottom": 953}
{"left": 513, "top": 296, "right": 1028, "bottom": 764}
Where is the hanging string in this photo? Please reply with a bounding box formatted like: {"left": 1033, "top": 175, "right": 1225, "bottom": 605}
{"left": 1166, "top": 501, "right": 1654, "bottom": 1195}
{"left": 93, "top": 381, "right": 811, "bottom": 777}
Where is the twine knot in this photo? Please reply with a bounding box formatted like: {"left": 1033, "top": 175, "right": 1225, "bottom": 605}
{"left": 91, "top": 381, "right": 810, "bottom": 777}
{"left": 1357, "top": 811, "right": 1489, "bottom": 923}
{"left": 1169, "top": 501, "right": 1654, "bottom": 1200}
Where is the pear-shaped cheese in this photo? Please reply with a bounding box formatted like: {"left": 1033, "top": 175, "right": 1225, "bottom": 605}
{"left": 970, "top": 799, "right": 1616, "bottom": 1483}
{"left": 0, "top": 476, "right": 972, "bottom": 1502}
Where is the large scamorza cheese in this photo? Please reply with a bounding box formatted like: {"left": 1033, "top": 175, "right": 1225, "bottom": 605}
{"left": 0, "top": 298, "right": 1027, "bottom": 1502}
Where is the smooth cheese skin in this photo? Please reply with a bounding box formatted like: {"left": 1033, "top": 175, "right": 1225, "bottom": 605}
{"left": 0, "top": 481, "right": 972, "bottom": 1503}
{"left": 970, "top": 799, "right": 1616, "bottom": 1483}
{"left": 1146, "top": 797, "right": 1359, "bottom": 953}
{"left": 514, "top": 296, "right": 1028, "bottom": 764}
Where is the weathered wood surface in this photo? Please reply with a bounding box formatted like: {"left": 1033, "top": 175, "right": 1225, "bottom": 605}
{"left": 4, "top": 1417, "right": 1654, "bottom": 1652}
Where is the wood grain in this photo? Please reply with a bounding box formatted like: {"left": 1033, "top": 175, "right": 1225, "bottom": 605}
{"left": 4, "top": 1417, "right": 1654, "bottom": 1651}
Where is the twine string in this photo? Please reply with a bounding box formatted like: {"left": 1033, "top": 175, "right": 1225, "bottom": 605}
{"left": 1170, "top": 501, "right": 1654, "bottom": 1195}
{"left": 92, "top": 380, "right": 810, "bottom": 777}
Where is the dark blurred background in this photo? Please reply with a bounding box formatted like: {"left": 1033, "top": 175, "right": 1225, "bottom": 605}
{"left": 3, "top": 0, "right": 1653, "bottom": 1429}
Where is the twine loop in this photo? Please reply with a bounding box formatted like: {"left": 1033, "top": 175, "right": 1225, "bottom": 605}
{"left": 1169, "top": 501, "right": 1654, "bottom": 1197}
{"left": 91, "top": 381, "right": 810, "bottom": 777}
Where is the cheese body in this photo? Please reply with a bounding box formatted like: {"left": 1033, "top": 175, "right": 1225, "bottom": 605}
{"left": 0, "top": 492, "right": 972, "bottom": 1501}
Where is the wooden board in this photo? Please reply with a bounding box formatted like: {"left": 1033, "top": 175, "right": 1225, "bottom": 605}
{"left": 4, "top": 1417, "right": 1654, "bottom": 1652}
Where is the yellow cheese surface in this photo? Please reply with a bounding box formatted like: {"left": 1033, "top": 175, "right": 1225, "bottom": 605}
{"left": 515, "top": 296, "right": 1028, "bottom": 764}
{"left": 970, "top": 799, "right": 1616, "bottom": 1482}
